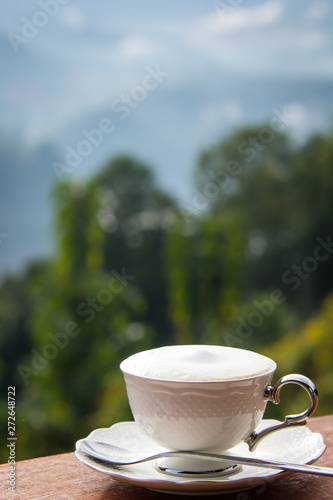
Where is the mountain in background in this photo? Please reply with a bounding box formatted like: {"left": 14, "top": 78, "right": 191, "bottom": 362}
{"left": 0, "top": 142, "right": 58, "bottom": 274}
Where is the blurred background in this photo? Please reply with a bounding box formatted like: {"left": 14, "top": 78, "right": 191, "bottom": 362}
{"left": 1, "top": 0, "right": 333, "bottom": 461}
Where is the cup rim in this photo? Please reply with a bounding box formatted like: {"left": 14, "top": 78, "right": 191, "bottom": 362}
{"left": 120, "top": 362, "right": 277, "bottom": 384}
{"left": 120, "top": 345, "right": 277, "bottom": 383}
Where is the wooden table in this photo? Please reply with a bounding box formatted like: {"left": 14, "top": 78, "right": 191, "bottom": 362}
{"left": 1, "top": 416, "right": 333, "bottom": 500}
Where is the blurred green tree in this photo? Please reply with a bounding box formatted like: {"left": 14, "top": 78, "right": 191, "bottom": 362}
{"left": 14, "top": 180, "right": 150, "bottom": 460}
{"left": 195, "top": 126, "right": 333, "bottom": 318}
{"left": 165, "top": 213, "right": 246, "bottom": 344}
{"left": 95, "top": 156, "right": 177, "bottom": 344}
{"left": 264, "top": 293, "right": 333, "bottom": 420}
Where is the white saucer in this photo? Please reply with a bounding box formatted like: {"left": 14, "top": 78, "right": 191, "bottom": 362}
{"left": 75, "top": 419, "right": 326, "bottom": 495}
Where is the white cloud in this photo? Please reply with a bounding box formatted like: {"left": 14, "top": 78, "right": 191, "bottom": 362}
{"left": 208, "top": 1, "right": 284, "bottom": 33}
{"left": 183, "top": 1, "right": 288, "bottom": 77}
{"left": 183, "top": 1, "right": 333, "bottom": 80}
{"left": 58, "top": 7, "right": 86, "bottom": 31}
{"left": 285, "top": 102, "right": 307, "bottom": 126}
{"left": 116, "top": 36, "right": 156, "bottom": 59}
{"left": 305, "top": 2, "right": 329, "bottom": 23}
{"left": 202, "top": 100, "right": 243, "bottom": 127}
{"left": 284, "top": 102, "right": 330, "bottom": 143}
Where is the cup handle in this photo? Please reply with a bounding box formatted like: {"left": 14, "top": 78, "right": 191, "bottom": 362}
{"left": 245, "top": 374, "right": 319, "bottom": 452}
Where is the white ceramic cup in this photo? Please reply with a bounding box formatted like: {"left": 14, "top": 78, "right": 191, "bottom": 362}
{"left": 120, "top": 345, "right": 318, "bottom": 453}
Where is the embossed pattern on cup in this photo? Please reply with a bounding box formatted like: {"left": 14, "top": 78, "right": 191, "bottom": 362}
{"left": 122, "top": 372, "right": 274, "bottom": 452}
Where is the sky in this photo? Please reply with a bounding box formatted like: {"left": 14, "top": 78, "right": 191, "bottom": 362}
{"left": 1, "top": 1, "right": 331, "bottom": 139}
{"left": 0, "top": 0, "right": 333, "bottom": 273}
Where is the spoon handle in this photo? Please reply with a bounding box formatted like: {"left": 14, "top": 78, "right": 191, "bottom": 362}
{"left": 95, "top": 449, "right": 333, "bottom": 477}
{"left": 213, "top": 452, "right": 332, "bottom": 477}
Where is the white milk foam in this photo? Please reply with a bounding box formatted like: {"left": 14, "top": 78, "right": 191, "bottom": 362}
{"left": 120, "top": 345, "right": 276, "bottom": 381}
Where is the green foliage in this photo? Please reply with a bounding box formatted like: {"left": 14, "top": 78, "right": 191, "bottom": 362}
{"left": 53, "top": 181, "right": 104, "bottom": 278}
{"left": 196, "top": 126, "right": 333, "bottom": 316}
{"left": 164, "top": 213, "right": 246, "bottom": 344}
{"left": 1, "top": 178, "right": 152, "bottom": 461}
{"left": 264, "top": 294, "right": 333, "bottom": 420}
{"left": 96, "top": 156, "right": 177, "bottom": 344}
{"left": 164, "top": 220, "right": 192, "bottom": 344}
